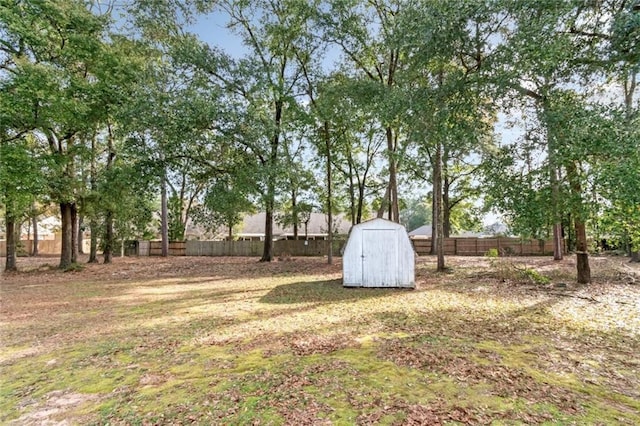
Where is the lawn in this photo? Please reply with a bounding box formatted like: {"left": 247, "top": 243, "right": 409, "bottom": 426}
{"left": 1, "top": 255, "right": 639, "bottom": 425}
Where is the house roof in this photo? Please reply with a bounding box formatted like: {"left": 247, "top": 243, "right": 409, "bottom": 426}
{"left": 408, "top": 224, "right": 432, "bottom": 237}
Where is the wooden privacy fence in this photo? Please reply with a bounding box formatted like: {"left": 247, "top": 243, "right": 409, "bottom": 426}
{"left": 148, "top": 241, "right": 187, "bottom": 256}
{"left": 0, "top": 240, "right": 62, "bottom": 256}
{"left": 138, "top": 239, "right": 345, "bottom": 257}
{"left": 411, "top": 237, "right": 557, "bottom": 256}
{"left": 1, "top": 237, "right": 559, "bottom": 258}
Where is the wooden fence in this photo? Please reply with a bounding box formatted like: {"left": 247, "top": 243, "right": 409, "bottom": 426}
{"left": 1, "top": 237, "right": 559, "bottom": 258}
{"left": 411, "top": 237, "right": 558, "bottom": 256}
{"left": 0, "top": 240, "right": 62, "bottom": 256}
{"left": 148, "top": 241, "right": 187, "bottom": 256}
{"left": 137, "top": 239, "right": 346, "bottom": 257}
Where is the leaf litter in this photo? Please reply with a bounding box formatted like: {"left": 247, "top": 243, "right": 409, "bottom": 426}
{"left": 1, "top": 254, "right": 639, "bottom": 424}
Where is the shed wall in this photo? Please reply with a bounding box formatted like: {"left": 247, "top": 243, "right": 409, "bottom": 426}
{"left": 343, "top": 219, "right": 415, "bottom": 288}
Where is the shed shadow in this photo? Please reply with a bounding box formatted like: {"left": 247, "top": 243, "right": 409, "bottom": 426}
{"left": 260, "top": 279, "right": 402, "bottom": 304}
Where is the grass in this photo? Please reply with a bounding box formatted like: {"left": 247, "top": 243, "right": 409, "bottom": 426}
{"left": 1, "top": 255, "right": 639, "bottom": 425}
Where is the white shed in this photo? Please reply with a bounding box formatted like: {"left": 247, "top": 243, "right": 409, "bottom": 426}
{"left": 342, "top": 218, "right": 415, "bottom": 288}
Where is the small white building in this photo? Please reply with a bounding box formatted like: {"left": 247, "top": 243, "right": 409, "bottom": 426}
{"left": 342, "top": 218, "right": 415, "bottom": 288}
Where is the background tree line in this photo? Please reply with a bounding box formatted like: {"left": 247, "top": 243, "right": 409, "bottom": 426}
{"left": 1, "top": 0, "right": 638, "bottom": 283}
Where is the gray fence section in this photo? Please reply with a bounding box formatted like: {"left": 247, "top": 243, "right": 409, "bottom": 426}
{"left": 184, "top": 239, "right": 345, "bottom": 257}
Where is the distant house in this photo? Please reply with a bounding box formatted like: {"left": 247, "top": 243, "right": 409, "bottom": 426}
{"left": 408, "top": 225, "right": 432, "bottom": 239}
{"left": 408, "top": 224, "right": 486, "bottom": 239}
{"left": 230, "top": 212, "right": 351, "bottom": 241}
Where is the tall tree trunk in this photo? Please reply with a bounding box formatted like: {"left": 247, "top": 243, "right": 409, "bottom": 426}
{"left": 103, "top": 211, "right": 114, "bottom": 264}
{"left": 566, "top": 162, "right": 590, "bottom": 284}
{"left": 324, "top": 121, "right": 333, "bottom": 265}
{"left": 262, "top": 197, "right": 274, "bottom": 262}
{"left": 88, "top": 133, "right": 98, "bottom": 263}
{"left": 31, "top": 212, "right": 39, "bottom": 257}
{"left": 443, "top": 171, "right": 451, "bottom": 238}
{"left": 88, "top": 219, "right": 98, "bottom": 263}
{"left": 575, "top": 219, "right": 591, "bottom": 284}
{"left": 261, "top": 99, "right": 283, "bottom": 262}
{"left": 356, "top": 183, "right": 365, "bottom": 224}
{"left": 5, "top": 215, "right": 17, "bottom": 271}
{"left": 104, "top": 124, "right": 116, "bottom": 263}
{"left": 59, "top": 202, "right": 74, "bottom": 269}
{"left": 161, "top": 168, "right": 169, "bottom": 257}
{"left": 430, "top": 199, "right": 437, "bottom": 255}
{"left": 377, "top": 127, "right": 400, "bottom": 222}
{"left": 434, "top": 142, "right": 445, "bottom": 271}
{"left": 348, "top": 162, "right": 356, "bottom": 226}
{"left": 377, "top": 184, "right": 391, "bottom": 219}
{"left": 292, "top": 189, "right": 298, "bottom": 240}
{"left": 547, "top": 111, "right": 564, "bottom": 261}
{"left": 71, "top": 203, "right": 78, "bottom": 263}
{"left": 77, "top": 215, "right": 84, "bottom": 254}
{"left": 624, "top": 71, "right": 637, "bottom": 263}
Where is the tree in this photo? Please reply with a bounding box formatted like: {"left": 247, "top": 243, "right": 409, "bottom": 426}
{"left": 0, "top": 138, "right": 47, "bottom": 271}
{"left": 0, "top": 0, "right": 144, "bottom": 268}
{"left": 399, "top": 0, "right": 497, "bottom": 271}
{"left": 319, "top": 0, "right": 408, "bottom": 223}
{"left": 181, "top": 0, "right": 319, "bottom": 261}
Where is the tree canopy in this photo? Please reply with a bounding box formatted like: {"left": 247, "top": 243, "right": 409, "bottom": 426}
{"left": 2, "top": 0, "right": 638, "bottom": 278}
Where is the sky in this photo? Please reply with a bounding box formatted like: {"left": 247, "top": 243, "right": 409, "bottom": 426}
{"left": 188, "top": 12, "right": 247, "bottom": 57}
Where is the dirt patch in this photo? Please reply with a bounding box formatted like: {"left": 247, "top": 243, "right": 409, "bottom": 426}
{"left": 10, "top": 390, "right": 98, "bottom": 426}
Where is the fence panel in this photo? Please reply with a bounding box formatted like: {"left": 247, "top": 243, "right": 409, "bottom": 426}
{"left": 412, "top": 237, "right": 557, "bottom": 256}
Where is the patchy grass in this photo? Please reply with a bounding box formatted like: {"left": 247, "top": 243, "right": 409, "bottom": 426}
{"left": 1, "top": 255, "right": 639, "bottom": 425}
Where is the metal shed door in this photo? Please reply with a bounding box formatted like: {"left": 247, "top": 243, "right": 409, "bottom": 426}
{"left": 362, "top": 229, "right": 397, "bottom": 286}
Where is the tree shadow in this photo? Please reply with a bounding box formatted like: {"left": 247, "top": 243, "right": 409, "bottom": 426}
{"left": 260, "top": 279, "right": 405, "bottom": 304}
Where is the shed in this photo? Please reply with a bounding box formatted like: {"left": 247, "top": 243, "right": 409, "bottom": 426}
{"left": 342, "top": 218, "right": 415, "bottom": 288}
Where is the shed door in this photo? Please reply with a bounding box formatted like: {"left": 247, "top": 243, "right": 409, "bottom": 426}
{"left": 362, "top": 229, "right": 397, "bottom": 286}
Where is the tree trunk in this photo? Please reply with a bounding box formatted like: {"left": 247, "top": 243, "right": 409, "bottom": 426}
{"left": 59, "top": 202, "right": 74, "bottom": 269}
{"left": 376, "top": 183, "right": 390, "bottom": 219}
{"left": 103, "top": 211, "right": 114, "bottom": 264}
{"left": 434, "top": 143, "right": 445, "bottom": 271}
{"left": 356, "top": 183, "right": 365, "bottom": 224}
{"left": 161, "top": 169, "right": 169, "bottom": 257}
{"left": 550, "top": 164, "right": 563, "bottom": 261}
{"left": 292, "top": 190, "right": 298, "bottom": 240}
{"left": 5, "top": 215, "right": 17, "bottom": 271}
{"left": 262, "top": 98, "right": 284, "bottom": 262}
{"left": 575, "top": 219, "right": 591, "bottom": 284}
{"left": 88, "top": 133, "right": 98, "bottom": 263}
{"left": 348, "top": 163, "right": 356, "bottom": 226}
{"left": 31, "top": 213, "right": 39, "bottom": 257}
{"left": 77, "top": 215, "right": 84, "bottom": 254}
{"left": 377, "top": 128, "right": 400, "bottom": 222}
{"left": 566, "top": 161, "right": 590, "bottom": 284}
{"left": 324, "top": 121, "right": 333, "bottom": 264}
{"left": 88, "top": 219, "right": 98, "bottom": 263}
{"left": 430, "top": 199, "right": 437, "bottom": 255}
{"left": 71, "top": 203, "right": 78, "bottom": 263}
{"left": 261, "top": 200, "right": 274, "bottom": 262}
{"left": 443, "top": 180, "right": 451, "bottom": 238}
{"left": 388, "top": 136, "right": 400, "bottom": 222}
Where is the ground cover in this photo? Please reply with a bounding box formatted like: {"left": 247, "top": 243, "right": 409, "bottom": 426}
{"left": 1, "top": 255, "right": 639, "bottom": 425}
